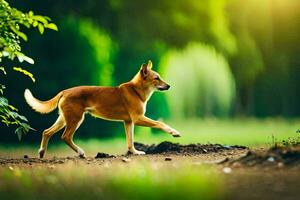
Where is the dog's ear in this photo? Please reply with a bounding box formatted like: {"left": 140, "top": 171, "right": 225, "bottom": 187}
{"left": 140, "top": 63, "right": 149, "bottom": 79}
{"left": 147, "top": 60, "right": 153, "bottom": 69}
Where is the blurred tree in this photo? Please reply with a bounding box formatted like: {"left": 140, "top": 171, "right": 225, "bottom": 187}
{"left": 160, "top": 43, "right": 235, "bottom": 118}
{"left": 229, "top": 0, "right": 300, "bottom": 116}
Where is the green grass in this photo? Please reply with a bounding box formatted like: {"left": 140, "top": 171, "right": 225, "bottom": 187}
{"left": 0, "top": 118, "right": 299, "bottom": 157}
{"left": 81, "top": 117, "right": 300, "bottom": 154}
{"left": 163, "top": 118, "right": 299, "bottom": 146}
{"left": 0, "top": 161, "right": 224, "bottom": 200}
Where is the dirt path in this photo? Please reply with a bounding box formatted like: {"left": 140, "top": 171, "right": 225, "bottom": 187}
{"left": 0, "top": 142, "right": 299, "bottom": 200}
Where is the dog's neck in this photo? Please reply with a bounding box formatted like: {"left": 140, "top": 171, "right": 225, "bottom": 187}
{"left": 132, "top": 85, "right": 154, "bottom": 102}
{"left": 130, "top": 74, "right": 154, "bottom": 102}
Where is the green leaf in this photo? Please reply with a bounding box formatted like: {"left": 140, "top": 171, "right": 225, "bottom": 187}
{"left": 45, "top": 23, "right": 58, "bottom": 31}
{"left": 0, "top": 84, "right": 5, "bottom": 95}
{"left": 28, "top": 11, "right": 34, "bottom": 17}
{"left": 8, "top": 105, "right": 18, "bottom": 111}
{"left": 0, "top": 97, "right": 9, "bottom": 106}
{"left": 13, "top": 67, "right": 36, "bottom": 82}
{"left": 0, "top": 67, "right": 7, "bottom": 75}
{"left": 15, "top": 127, "right": 23, "bottom": 141}
{"left": 33, "top": 15, "right": 48, "bottom": 24}
{"left": 18, "top": 31, "right": 28, "bottom": 41}
{"left": 18, "top": 114, "right": 28, "bottom": 122}
{"left": 38, "top": 23, "right": 44, "bottom": 34}
{"left": 9, "top": 25, "right": 28, "bottom": 41}
{"left": 33, "top": 21, "right": 38, "bottom": 27}
{"left": 44, "top": 16, "right": 52, "bottom": 21}
{"left": 16, "top": 53, "right": 34, "bottom": 64}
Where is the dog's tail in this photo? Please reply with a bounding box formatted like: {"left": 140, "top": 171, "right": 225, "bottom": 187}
{"left": 24, "top": 89, "right": 63, "bottom": 114}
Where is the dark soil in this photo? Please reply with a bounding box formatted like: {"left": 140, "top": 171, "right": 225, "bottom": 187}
{"left": 95, "top": 152, "right": 116, "bottom": 159}
{"left": 228, "top": 145, "right": 300, "bottom": 167}
{"left": 134, "top": 141, "right": 247, "bottom": 154}
{"left": 0, "top": 156, "right": 78, "bottom": 165}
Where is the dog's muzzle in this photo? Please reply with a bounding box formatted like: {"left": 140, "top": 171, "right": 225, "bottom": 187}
{"left": 157, "top": 85, "right": 170, "bottom": 91}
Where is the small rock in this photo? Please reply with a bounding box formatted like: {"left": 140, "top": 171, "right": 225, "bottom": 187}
{"left": 267, "top": 157, "right": 275, "bottom": 162}
{"left": 232, "top": 162, "right": 241, "bottom": 168}
{"left": 24, "top": 155, "right": 29, "bottom": 159}
{"left": 57, "top": 160, "right": 64, "bottom": 164}
{"left": 223, "top": 167, "right": 232, "bottom": 174}
{"left": 8, "top": 166, "right": 14, "bottom": 171}
{"left": 217, "top": 157, "right": 229, "bottom": 164}
{"left": 121, "top": 157, "right": 131, "bottom": 163}
{"left": 223, "top": 145, "right": 232, "bottom": 150}
{"left": 49, "top": 165, "right": 56, "bottom": 169}
{"left": 165, "top": 157, "right": 172, "bottom": 161}
{"left": 277, "top": 162, "right": 284, "bottom": 168}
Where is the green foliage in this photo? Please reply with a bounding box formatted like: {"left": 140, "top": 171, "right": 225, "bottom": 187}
{"left": 108, "top": 0, "right": 235, "bottom": 53}
{"left": 0, "top": 97, "right": 33, "bottom": 140}
{"left": 13, "top": 67, "right": 36, "bottom": 82}
{"left": 160, "top": 43, "right": 235, "bottom": 119}
{"left": 77, "top": 18, "right": 116, "bottom": 86}
{"left": 0, "top": 0, "right": 57, "bottom": 139}
{"left": 228, "top": 0, "right": 300, "bottom": 115}
{"left": 50, "top": 16, "right": 116, "bottom": 87}
{"left": 231, "top": 32, "right": 264, "bottom": 88}
{"left": 0, "top": 0, "right": 57, "bottom": 65}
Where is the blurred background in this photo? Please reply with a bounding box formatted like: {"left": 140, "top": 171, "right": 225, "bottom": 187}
{"left": 1, "top": 0, "right": 299, "bottom": 145}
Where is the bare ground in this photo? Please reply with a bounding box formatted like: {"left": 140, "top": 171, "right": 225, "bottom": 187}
{"left": 0, "top": 142, "right": 300, "bottom": 200}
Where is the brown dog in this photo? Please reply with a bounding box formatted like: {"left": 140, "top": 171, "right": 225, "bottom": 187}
{"left": 24, "top": 60, "right": 181, "bottom": 158}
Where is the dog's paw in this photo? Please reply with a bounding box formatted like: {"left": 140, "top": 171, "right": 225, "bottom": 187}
{"left": 172, "top": 133, "right": 181, "bottom": 137}
{"left": 78, "top": 148, "right": 86, "bottom": 158}
{"left": 38, "top": 148, "right": 45, "bottom": 159}
{"left": 134, "top": 150, "right": 146, "bottom": 155}
{"left": 128, "top": 149, "right": 146, "bottom": 155}
{"left": 170, "top": 129, "right": 181, "bottom": 137}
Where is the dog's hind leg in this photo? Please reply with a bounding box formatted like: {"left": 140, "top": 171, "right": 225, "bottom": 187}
{"left": 39, "top": 115, "right": 66, "bottom": 158}
{"left": 61, "top": 114, "right": 86, "bottom": 158}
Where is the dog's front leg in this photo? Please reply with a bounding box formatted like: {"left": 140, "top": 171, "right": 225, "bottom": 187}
{"left": 124, "top": 121, "right": 145, "bottom": 155}
{"left": 135, "top": 116, "right": 181, "bottom": 137}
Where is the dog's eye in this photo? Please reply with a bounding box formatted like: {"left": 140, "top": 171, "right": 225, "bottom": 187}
{"left": 154, "top": 77, "right": 160, "bottom": 80}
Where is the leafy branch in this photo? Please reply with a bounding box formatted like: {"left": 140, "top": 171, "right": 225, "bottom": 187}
{"left": 0, "top": 0, "right": 58, "bottom": 140}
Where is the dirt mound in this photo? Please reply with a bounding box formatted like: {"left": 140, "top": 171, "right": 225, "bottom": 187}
{"left": 134, "top": 141, "right": 247, "bottom": 154}
{"left": 95, "top": 152, "right": 115, "bottom": 159}
{"left": 229, "top": 146, "right": 300, "bottom": 167}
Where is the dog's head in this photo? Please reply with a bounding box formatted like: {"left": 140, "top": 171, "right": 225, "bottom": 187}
{"left": 139, "top": 60, "right": 170, "bottom": 91}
